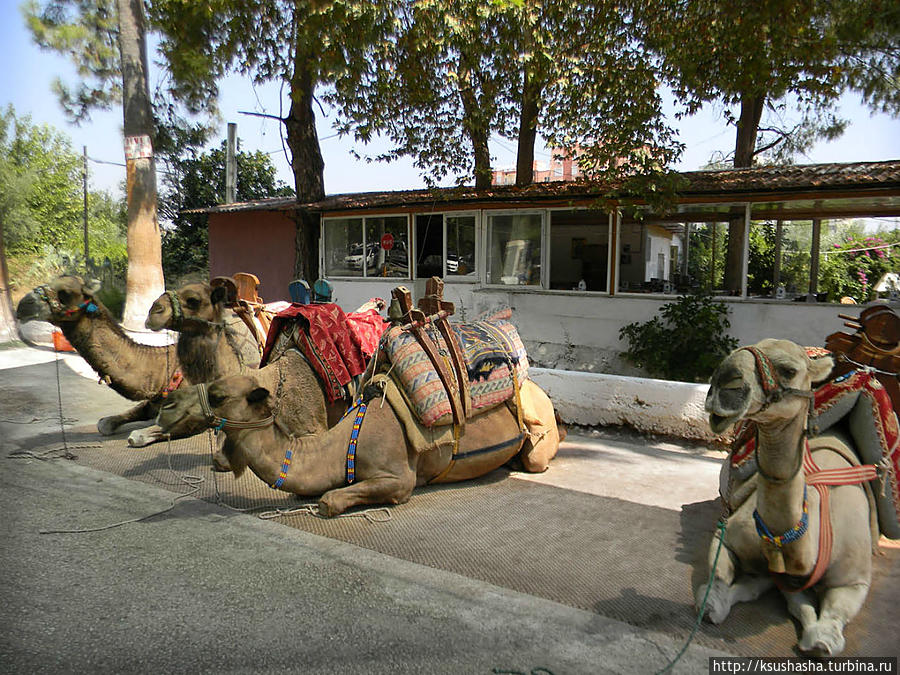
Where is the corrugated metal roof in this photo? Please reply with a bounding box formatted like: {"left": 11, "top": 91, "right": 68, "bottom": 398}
{"left": 186, "top": 159, "right": 900, "bottom": 215}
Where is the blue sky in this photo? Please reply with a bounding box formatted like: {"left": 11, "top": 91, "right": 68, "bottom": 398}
{"left": 2, "top": 2, "right": 899, "bottom": 198}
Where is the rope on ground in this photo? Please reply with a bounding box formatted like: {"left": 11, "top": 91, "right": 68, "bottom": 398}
{"left": 491, "top": 668, "right": 554, "bottom": 675}
{"left": 257, "top": 504, "right": 393, "bottom": 523}
{"left": 38, "top": 436, "right": 203, "bottom": 535}
{"left": 653, "top": 518, "right": 727, "bottom": 675}
{"left": 8, "top": 443, "right": 101, "bottom": 460}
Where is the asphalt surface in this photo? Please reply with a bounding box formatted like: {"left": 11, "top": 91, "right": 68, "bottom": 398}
{"left": 0, "top": 343, "right": 731, "bottom": 674}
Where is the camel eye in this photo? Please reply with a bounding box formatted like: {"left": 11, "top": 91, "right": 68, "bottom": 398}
{"left": 186, "top": 297, "right": 201, "bottom": 310}
{"left": 778, "top": 365, "right": 797, "bottom": 380}
{"left": 208, "top": 391, "right": 226, "bottom": 407}
{"left": 57, "top": 290, "right": 71, "bottom": 304}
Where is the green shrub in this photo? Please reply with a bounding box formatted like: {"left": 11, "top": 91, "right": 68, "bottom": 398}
{"left": 619, "top": 293, "right": 739, "bottom": 382}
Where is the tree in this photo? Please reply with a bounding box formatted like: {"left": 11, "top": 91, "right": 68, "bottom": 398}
{"left": 25, "top": 0, "right": 165, "bottom": 329}
{"left": 643, "top": 0, "right": 900, "bottom": 292}
{"left": 158, "top": 141, "right": 294, "bottom": 282}
{"left": 150, "top": 0, "right": 396, "bottom": 283}
{"left": 0, "top": 106, "right": 128, "bottom": 325}
{"left": 332, "top": 1, "right": 682, "bottom": 194}
{"left": 820, "top": 229, "right": 900, "bottom": 303}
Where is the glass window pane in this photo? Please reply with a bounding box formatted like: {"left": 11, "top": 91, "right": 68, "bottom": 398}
{"left": 549, "top": 210, "right": 607, "bottom": 291}
{"left": 365, "top": 216, "right": 409, "bottom": 278}
{"left": 324, "top": 218, "right": 363, "bottom": 277}
{"left": 487, "top": 213, "right": 542, "bottom": 285}
{"left": 446, "top": 215, "right": 476, "bottom": 278}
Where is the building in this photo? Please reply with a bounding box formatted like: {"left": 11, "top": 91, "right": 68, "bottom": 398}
{"left": 194, "top": 160, "right": 900, "bottom": 373}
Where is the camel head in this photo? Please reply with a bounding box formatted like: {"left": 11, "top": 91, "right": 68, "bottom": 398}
{"left": 17, "top": 275, "right": 103, "bottom": 326}
{"left": 157, "top": 374, "right": 273, "bottom": 477}
{"left": 145, "top": 279, "right": 233, "bottom": 332}
{"left": 706, "top": 339, "right": 833, "bottom": 434}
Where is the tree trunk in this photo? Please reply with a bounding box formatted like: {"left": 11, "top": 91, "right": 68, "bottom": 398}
{"left": 457, "top": 58, "right": 492, "bottom": 189}
{"left": 285, "top": 52, "right": 325, "bottom": 284}
{"left": 515, "top": 65, "right": 541, "bottom": 187}
{"left": 117, "top": 0, "right": 164, "bottom": 331}
{"left": 0, "top": 222, "right": 18, "bottom": 344}
{"left": 723, "top": 92, "right": 766, "bottom": 294}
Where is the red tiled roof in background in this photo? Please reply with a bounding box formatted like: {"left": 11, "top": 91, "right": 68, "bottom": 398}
{"left": 186, "top": 159, "right": 900, "bottom": 215}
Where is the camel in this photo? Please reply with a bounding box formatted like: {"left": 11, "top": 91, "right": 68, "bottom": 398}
{"left": 156, "top": 367, "right": 560, "bottom": 515}
{"left": 125, "top": 279, "right": 264, "bottom": 447}
{"left": 17, "top": 275, "right": 187, "bottom": 437}
{"left": 702, "top": 338, "right": 879, "bottom": 656}
{"left": 15, "top": 275, "right": 265, "bottom": 448}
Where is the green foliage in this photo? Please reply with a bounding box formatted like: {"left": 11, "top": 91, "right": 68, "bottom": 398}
{"left": 619, "top": 294, "right": 739, "bottom": 382}
{"left": 0, "top": 105, "right": 126, "bottom": 262}
{"left": 819, "top": 231, "right": 900, "bottom": 303}
{"left": 330, "top": 0, "right": 683, "bottom": 198}
{"left": 158, "top": 140, "right": 294, "bottom": 283}
{"left": 23, "top": 0, "right": 122, "bottom": 122}
{"left": 641, "top": 0, "right": 900, "bottom": 165}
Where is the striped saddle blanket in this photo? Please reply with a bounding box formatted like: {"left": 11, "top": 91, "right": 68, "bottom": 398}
{"left": 727, "top": 366, "right": 900, "bottom": 539}
{"left": 380, "top": 311, "right": 529, "bottom": 427}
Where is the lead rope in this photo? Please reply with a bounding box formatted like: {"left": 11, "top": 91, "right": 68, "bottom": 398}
{"left": 654, "top": 518, "right": 727, "bottom": 675}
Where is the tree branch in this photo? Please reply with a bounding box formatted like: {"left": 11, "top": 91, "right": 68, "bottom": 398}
{"left": 238, "top": 110, "right": 285, "bottom": 122}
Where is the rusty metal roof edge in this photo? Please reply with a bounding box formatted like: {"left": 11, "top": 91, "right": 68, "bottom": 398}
{"left": 183, "top": 158, "right": 900, "bottom": 215}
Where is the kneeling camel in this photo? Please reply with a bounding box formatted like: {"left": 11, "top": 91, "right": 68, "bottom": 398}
{"left": 703, "top": 339, "right": 879, "bottom": 656}
{"left": 157, "top": 371, "right": 560, "bottom": 515}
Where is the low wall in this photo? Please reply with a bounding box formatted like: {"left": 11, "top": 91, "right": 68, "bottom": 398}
{"left": 530, "top": 367, "right": 721, "bottom": 442}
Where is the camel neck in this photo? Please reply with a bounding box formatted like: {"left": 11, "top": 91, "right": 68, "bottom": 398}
{"left": 60, "top": 310, "right": 178, "bottom": 400}
{"left": 755, "top": 413, "right": 817, "bottom": 573}
{"left": 235, "top": 423, "right": 347, "bottom": 496}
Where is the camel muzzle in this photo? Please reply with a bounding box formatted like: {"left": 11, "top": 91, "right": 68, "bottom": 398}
{"left": 16, "top": 292, "right": 49, "bottom": 323}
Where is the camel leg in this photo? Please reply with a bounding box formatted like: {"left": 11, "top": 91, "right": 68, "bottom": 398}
{"left": 318, "top": 475, "right": 416, "bottom": 517}
{"left": 98, "top": 400, "right": 159, "bottom": 436}
{"left": 517, "top": 380, "right": 561, "bottom": 473}
{"left": 795, "top": 583, "right": 869, "bottom": 657}
{"left": 784, "top": 589, "right": 819, "bottom": 643}
{"left": 696, "top": 527, "right": 774, "bottom": 624}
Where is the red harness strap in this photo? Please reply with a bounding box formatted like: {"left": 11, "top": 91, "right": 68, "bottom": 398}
{"left": 793, "top": 442, "right": 879, "bottom": 591}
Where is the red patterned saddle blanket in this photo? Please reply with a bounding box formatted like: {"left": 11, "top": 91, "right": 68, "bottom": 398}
{"left": 379, "top": 309, "right": 529, "bottom": 427}
{"left": 261, "top": 302, "right": 388, "bottom": 402}
{"left": 729, "top": 363, "right": 900, "bottom": 539}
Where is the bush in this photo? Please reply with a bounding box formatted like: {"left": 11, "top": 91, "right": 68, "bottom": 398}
{"left": 619, "top": 293, "right": 739, "bottom": 382}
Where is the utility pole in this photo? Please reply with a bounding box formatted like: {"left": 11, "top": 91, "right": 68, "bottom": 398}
{"left": 225, "top": 122, "right": 237, "bottom": 204}
{"left": 83, "top": 145, "right": 89, "bottom": 265}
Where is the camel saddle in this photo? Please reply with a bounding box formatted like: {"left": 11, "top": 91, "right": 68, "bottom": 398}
{"left": 825, "top": 304, "right": 900, "bottom": 416}
{"left": 378, "top": 278, "right": 528, "bottom": 429}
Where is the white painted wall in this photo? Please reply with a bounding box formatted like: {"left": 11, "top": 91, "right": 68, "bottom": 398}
{"left": 330, "top": 279, "right": 863, "bottom": 374}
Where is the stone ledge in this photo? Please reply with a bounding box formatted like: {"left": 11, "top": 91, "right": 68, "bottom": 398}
{"left": 530, "top": 367, "right": 722, "bottom": 442}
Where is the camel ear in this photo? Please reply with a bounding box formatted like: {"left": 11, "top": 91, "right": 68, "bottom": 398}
{"left": 210, "top": 284, "right": 228, "bottom": 306}
{"left": 809, "top": 354, "right": 835, "bottom": 384}
{"left": 210, "top": 276, "right": 238, "bottom": 304}
{"left": 246, "top": 387, "right": 270, "bottom": 404}
{"left": 83, "top": 278, "right": 102, "bottom": 296}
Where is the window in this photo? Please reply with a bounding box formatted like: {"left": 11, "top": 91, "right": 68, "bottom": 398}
{"left": 549, "top": 210, "right": 608, "bottom": 291}
{"left": 414, "top": 213, "right": 477, "bottom": 280}
{"left": 323, "top": 218, "right": 364, "bottom": 278}
{"left": 487, "top": 212, "right": 543, "bottom": 286}
{"left": 323, "top": 215, "right": 409, "bottom": 278}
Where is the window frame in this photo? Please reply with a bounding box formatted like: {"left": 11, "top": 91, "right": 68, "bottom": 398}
{"left": 483, "top": 209, "right": 548, "bottom": 289}
{"left": 320, "top": 213, "right": 412, "bottom": 280}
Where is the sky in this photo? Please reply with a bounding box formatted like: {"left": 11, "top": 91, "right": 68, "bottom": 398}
{"left": 2, "top": 2, "right": 899, "bottom": 200}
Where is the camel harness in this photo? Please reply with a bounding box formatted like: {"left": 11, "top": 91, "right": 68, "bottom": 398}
{"left": 741, "top": 345, "right": 883, "bottom": 591}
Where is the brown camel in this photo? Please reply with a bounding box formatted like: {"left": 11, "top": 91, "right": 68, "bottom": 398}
{"left": 157, "top": 368, "right": 559, "bottom": 515}
{"left": 703, "top": 339, "right": 878, "bottom": 656}
{"left": 17, "top": 275, "right": 185, "bottom": 437}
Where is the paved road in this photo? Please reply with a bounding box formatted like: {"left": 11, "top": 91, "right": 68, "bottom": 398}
{"left": 0, "top": 345, "right": 730, "bottom": 674}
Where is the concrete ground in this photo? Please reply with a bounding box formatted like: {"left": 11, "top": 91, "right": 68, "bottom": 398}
{"left": 0, "top": 343, "right": 734, "bottom": 674}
